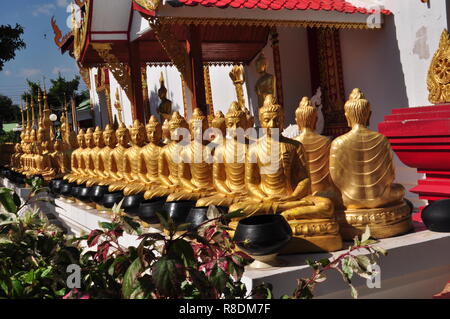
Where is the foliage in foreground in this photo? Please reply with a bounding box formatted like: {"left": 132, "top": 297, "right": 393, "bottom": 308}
{"left": 0, "top": 177, "right": 387, "bottom": 299}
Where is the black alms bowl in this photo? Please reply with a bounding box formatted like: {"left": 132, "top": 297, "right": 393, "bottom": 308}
{"left": 186, "top": 206, "right": 229, "bottom": 229}
{"left": 102, "top": 191, "right": 124, "bottom": 209}
{"left": 163, "top": 200, "right": 196, "bottom": 224}
{"left": 139, "top": 197, "right": 166, "bottom": 224}
{"left": 233, "top": 215, "right": 292, "bottom": 256}
{"left": 90, "top": 185, "right": 109, "bottom": 204}
{"left": 422, "top": 199, "right": 450, "bottom": 232}
{"left": 60, "top": 181, "right": 74, "bottom": 196}
{"left": 122, "top": 193, "right": 144, "bottom": 216}
{"left": 50, "top": 178, "right": 64, "bottom": 195}
{"left": 78, "top": 186, "right": 93, "bottom": 203}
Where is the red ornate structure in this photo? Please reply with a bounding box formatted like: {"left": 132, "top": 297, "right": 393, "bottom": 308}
{"left": 379, "top": 105, "right": 450, "bottom": 210}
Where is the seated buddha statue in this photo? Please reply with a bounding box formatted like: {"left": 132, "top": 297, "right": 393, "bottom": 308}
{"left": 10, "top": 143, "right": 22, "bottom": 171}
{"left": 144, "top": 112, "right": 187, "bottom": 200}
{"left": 118, "top": 120, "right": 148, "bottom": 195}
{"left": 229, "top": 96, "right": 342, "bottom": 253}
{"left": 85, "top": 127, "right": 106, "bottom": 187}
{"left": 108, "top": 123, "right": 131, "bottom": 192}
{"left": 35, "top": 128, "right": 56, "bottom": 180}
{"left": 166, "top": 108, "right": 215, "bottom": 202}
{"left": 75, "top": 128, "right": 96, "bottom": 185}
{"left": 25, "top": 129, "right": 38, "bottom": 177}
{"left": 196, "top": 102, "right": 249, "bottom": 208}
{"left": 50, "top": 140, "right": 66, "bottom": 178}
{"left": 254, "top": 53, "right": 276, "bottom": 109}
{"left": 95, "top": 125, "right": 117, "bottom": 186}
{"left": 157, "top": 73, "right": 172, "bottom": 123}
{"left": 330, "top": 88, "right": 413, "bottom": 239}
{"left": 294, "top": 97, "right": 341, "bottom": 206}
{"left": 65, "top": 129, "right": 87, "bottom": 183}
{"left": 124, "top": 116, "right": 163, "bottom": 196}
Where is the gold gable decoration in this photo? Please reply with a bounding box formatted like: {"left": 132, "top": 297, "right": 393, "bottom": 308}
{"left": 133, "top": 0, "right": 161, "bottom": 12}
{"left": 428, "top": 29, "right": 450, "bottom": 104}
{"left": 72, "top": 0, "right": 90, "bottom": 61}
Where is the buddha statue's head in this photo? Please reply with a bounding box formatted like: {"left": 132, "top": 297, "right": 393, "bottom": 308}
{"left": 77, "top": 129, "right": 86, "bottom": 148}
{"left": 344, "top": 88, "right": 371, "bottom": 128}
{"left": 116, "top": 122, "right": 130, "bottom": 147}
{"left": 69, "top": 131, "right": 79, "bottom": 149}
{"left": 158, "top": 72, "right": 167, "bottom": 100}
{"left": 259, "top": 94, "right": 283, "bottom": 136}
{"left": 189, "top": 108, "right": 208, "bottom": 140}
{"left": 211, "top": 111, "right": 226, "bottom": 137}
{"left": 93, "top": 126, "right": 105, "bottom": 148}
{"left": 162, "top": 119, "right": 170, "bottom": 142}
{"left": 129, "top": 120, "right": 146, "bottom": 146}
{"left": 226, "top": 102, "right": 247, "bottom": 139}
{"left": 169, "top": 111, "right": 188, "bottom": 142}
{"left": 30, "top": 129, "right": 37, "bottom": 143}
{"left": 85, "top": 128, "right": 95, "bottom": 148}
{"left": 103, "top": 125, "right": 117, "bottom": 148}
{"left": 146, "top": 116, "right": 162, "bottom": 145}
{"left": 295, "top": 97, "right": 317, "bottom": 131}
{"left": 255, "top": 53, "right": 268, "bottom": 74}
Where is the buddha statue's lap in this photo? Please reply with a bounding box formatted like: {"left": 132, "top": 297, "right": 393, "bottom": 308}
{"left": 228, "top": 96, "right": 342, "bottom": 253}
{"left": 330, "top": 89, "right": 413, "bottom": 240}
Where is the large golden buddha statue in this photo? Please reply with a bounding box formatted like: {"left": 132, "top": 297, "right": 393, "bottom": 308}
{"left": 229, "top": 96, "right": 342, "bottom": 253}
{"left": 124, "top": 116, "right": 163, "bottom": 196}
{"left": 330, "top": 88, "right": 412, "bottom": 239}
{"left": 196, "top": 102, "right": 248, "bottom": 208}
{"left": 95, "top": 125, "right": 117, "bottom": 186}
{"left": 167, "top": 108, "right": 215, "bottom": 202}
{"left": 65, "top": 129, "right": 87, "bottom": 183}
{"left": 85, "top": 127, "right": 106, "bottom": 187}
{"left": 255, "top": 53, "right": 277, "bottom": 109}
{"left": 75, "top": 128, "right": 96, "bottom": 185}
{"left": 108, "top": 123, "right": 131, "bottom": 192}
{"left": 33, "top": 126, "right": 56, "bottom": 180}
{"left": 294, "top": 97, "right": 338, "bottom": 200}
{"left": 157, "top": 72, "right": 172, "bottom": 123}
{"left": 144, "top": 112, "right": 187, "bottom": 200}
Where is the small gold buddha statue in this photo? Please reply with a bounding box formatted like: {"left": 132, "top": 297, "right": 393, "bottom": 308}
{"left": 161, "top": 119, "right": 171, "bottom": 145}
{"left": 85, "top": 127, "right": 106, "bottom": 187}
{"left": 167, "top": 108, "right": 215, "bottom": 202}
{"left": 196, "top": 102, "right": 248, "bottom": 208}
{"left": 294, "top": 97, "right": 339, "bottom": 201}
{"left": 118, "top": 120, "right": 148, "bottom": 195}
{"left": 229, "top": 96, "right": 342, "bottom": 253}
{"left": 124, "top": 116, "right": 163, "bottom": 196}
{"left": 255, "top": 53, "right": 277, "bottom": 109}
{"left": 108, "top": 123, "right": 131, "bottom": 192}
{"left": 74, "top": 128, "right": 96, "bottom": 185}
{"left": 51, "top": 140, "right": 66, "bottom": 178}
{"left": 144, "top": 112, "right": 187, "bottom": 200}
{"left": 65, "top": 129, "right": 87, "bottom": 183}
{"left": 95, "top": 125, "right": 117, "bottom": 186}
{"left": 157, "top": 72, "right": 172, "bottom": 123}
{"left": 10, "top": 143, "right": 22, "bottom": 171}
{"left": 34, "top": 126, "right": 56, "bottom": 180}
{"left": 330, "top": 88, "right": 413, "bottom": 239}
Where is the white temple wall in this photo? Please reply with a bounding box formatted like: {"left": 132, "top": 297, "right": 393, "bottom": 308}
{"left": 88, "top": 68, "right": 102, "bottom": 126}
{"left": 146, "top": 65, "right": 186, "bottom": 120}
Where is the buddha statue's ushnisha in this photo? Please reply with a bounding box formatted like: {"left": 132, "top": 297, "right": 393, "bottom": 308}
{"left": 254, "top": 53, "right": 277, "bottom": 109}
{"left": 196, "top": 102, "right": 249, "bottom": 208}
{"left": 157, "top": 72, "right": 172, "bottom": 123}
{"left": 330, "top": 88, "right": 413, "bottom": 239}
{"left": 108, "top": 123, "right": 131, "bottom": 192}
{"left": 229, "top": 96, "right": 342, "bottom": 253}
{"left": 119, "top": 120, "right": 148, "bottom": 195}
{"left": 65, "top": 129, "right": 87, "bottom": 183}
{"left": 167, "top": 108, "right": 215, "bottom": 202}
{"left": 144, "top": 112, "right": 187, "bottom": 200}
{"left": 294, "top": 97, "right": 338, "bottom": 201}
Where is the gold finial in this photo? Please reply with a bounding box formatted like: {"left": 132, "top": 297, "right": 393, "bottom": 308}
{"left": 114, "top": 88, "right": 124, "bottom": 124}
{"left": 43, "top": 89, "right": 49, "bottom": 111}
{"left": 295, "top": 97, "right": 317, "bottom": 130}
{"left": 427, "top": 29, "right": 450, "bottom": 104}
{"left": 159, "top": 71, "right": 166, "bottom": 88}
{"left": 31, "top": 98, "right": 36, "bottom": 128}
{"left": 37, "top": 88, "right": 43, "bottom": 122}
{"left": 20, "top": 102, "right": 25, "bottom": 128}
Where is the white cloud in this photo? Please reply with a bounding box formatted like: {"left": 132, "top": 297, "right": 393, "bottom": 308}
{"left": 20, "top": 68, "right": 42, "bottom": 78}
{"left": 52, "top": 66, "right": 73, "bottom": 75}
{"left": 32, "top": 3, "right": 56, "bottom": 16}
{"left": 56, "top": 0, "right": 69, "bottom": 8}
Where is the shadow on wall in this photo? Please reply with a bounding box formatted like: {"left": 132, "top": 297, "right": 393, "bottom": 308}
{"left": 149, "top": 85, "right": 183, "bottom": 122}
{"left": 340, "top": 14, "right": 409, "bottom": 131}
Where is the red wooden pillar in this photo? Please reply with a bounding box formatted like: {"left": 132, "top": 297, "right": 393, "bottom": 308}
{"left": 187, "top": 25, "right": 208, "bottom": 116}
{"left": 129, "top": 41, "right": 145, "bottom": 123}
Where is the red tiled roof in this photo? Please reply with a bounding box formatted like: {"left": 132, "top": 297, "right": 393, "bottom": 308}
{"left": 177, "top": 0, "right": 391, "bottom": 14}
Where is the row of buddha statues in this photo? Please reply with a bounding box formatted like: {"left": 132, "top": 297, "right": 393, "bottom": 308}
{"left": 9, "top": 89, "right": 76, "bottom": 181}
{"left": 7, "top": 87, "right": 409, "bottom": 254}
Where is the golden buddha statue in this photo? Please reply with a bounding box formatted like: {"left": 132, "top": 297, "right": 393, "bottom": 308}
{"left": 157, "top": 72, "right": 172, "bottom": 123}
{"left": 94, "top": 125, "right": 117, "bottom": 186}
{"left": 161, "top": 119, "right": 171, "bottom": 144}
{"left": 50, "top": 140, "right": 67, "bottom": 178}
{"left": 167, "top": 108, "right": 215, "bottom": 202}
{"left": 74, "top": 128, "right": 96, "bottom": 185}
{"left": 34, "top": 126, "right": 56, "bottom": 180}
{"left": 196, "top": 102, "right": 248, "bottom": 208}
{"left": 117, "top": 120, "right": 148, "bottom": 195}
{"left": 294, "top": 97, "right": 338, "bottom": 199}
{"left": 144, "top": 112, "right": 187, "bottom": 200}
{"left": 255, "top": 53, "right": 277, "bottom": 109}
{"left": 65, "top": 129, "right": 87, "bottom": 183}
{"left": 330, "top": 88, "right": 413, "bottom": 239}
{"left": 124, "top": 116, "right": 163, "bottom": 196}
{"left": 10, "top": 143, "right": 22, "bottom": 171}
{"left": 211, "top": 111, "right": 226, "bottom": 138}
{"left": 85, "top": 127, "right": 106, "bottom": 187}
{"left": 108, "top": 123, "right": 131, "bottom": 192}
{"left": 229, "top": 96, "right": 342, "bottom": 253}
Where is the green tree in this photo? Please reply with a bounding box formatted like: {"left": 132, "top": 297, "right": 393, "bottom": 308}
{"left": 0, "top": 95, "right": 21, "bottom": 132}
{"left": 0, "top": 24, "right": 26, "bottom": 71}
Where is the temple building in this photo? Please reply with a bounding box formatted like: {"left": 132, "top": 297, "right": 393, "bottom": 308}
{"left": 51, "top": 0, "right": 450, "bottom": 209}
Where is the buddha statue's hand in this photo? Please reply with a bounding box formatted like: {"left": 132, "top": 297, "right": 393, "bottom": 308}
{"left": 264, "top": 194, "right": 283, "bottom": 202}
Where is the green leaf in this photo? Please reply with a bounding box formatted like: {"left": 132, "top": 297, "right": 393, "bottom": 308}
{"left": 152, "top": 256, "right": 182, "bottom": 297}
{"left": 122, "top": 257, "right": 143, "bottom": 299}
{"left": 98, "top": 222, "right": 117, "bottom": 230}
{"left": 350, "top": 284, "right": 358, "bottom": 299}
{"left": 318, "top": 258, "right": 331, "bottom": 267}
{"left": 168, "top": 239, "right": 195, "bottom": 267}
{"left": 223, "top": 210, "right": 245, "bottom": 220}
{"left": 210, "top": 264, "right": 227, "bottom": 292}
{"left": 156, "top": 211, "right": 170, "bottom": 230}
{"left": 361, "top": 225, "right": 371, "bottom": 243}
{"left": 0, "top": 188, "right": 18, "bottom": 214}
{"left": 372, "top": 246, "right": 387, "bottom": 256}
{"left": 355, "top": 255, "right": 371, "bottom": 271}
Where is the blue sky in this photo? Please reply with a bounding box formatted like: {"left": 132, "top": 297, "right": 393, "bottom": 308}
{"left": 0, "top": 0, "right": 85, "bottom": 105}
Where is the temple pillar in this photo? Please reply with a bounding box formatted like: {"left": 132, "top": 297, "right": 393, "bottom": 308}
{"left": 129, "top": 41, "right": 145, "bottom": 123}
{"left": 270, "top": 27, "right": 284, "bottom": 107}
